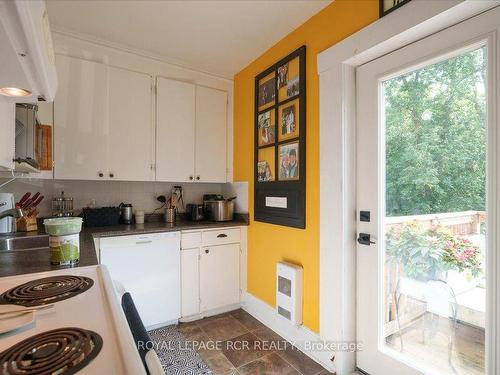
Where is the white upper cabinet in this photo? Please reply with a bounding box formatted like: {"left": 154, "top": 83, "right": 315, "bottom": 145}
{"left": 54, "top": 55, "right": 153, "bottom": 181}
{"left": 54, "top": 56, "right": 228, "bottom": 182}
{"left": 156, "top": 79, "right": 228, "bottom": 183}
{"left": 156, "top": 77, "right": 196, "bottom": 182}
{"left": 108, "top": 67, "right": 153, "bottom": 181}
{"left": 195, "top": 86, "right": 228, "bottom": 183}
{"left": 54, "top": 55, "right": 108, "bottom": 180}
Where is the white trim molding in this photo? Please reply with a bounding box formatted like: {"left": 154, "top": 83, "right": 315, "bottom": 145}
{"left": 242, "top": 292, "right": 336, "bottom": 373}
{"left": 317, "top": 1, "right": 500, "bottom": 374}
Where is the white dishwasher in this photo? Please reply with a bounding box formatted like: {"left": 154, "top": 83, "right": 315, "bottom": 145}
{"left": 99, "top": 231, "right": 181, "bottom": 329}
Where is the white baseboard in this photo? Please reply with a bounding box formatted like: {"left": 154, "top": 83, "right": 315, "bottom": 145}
{"left": 242, "top": 292, "right": 336, "bottom": 373}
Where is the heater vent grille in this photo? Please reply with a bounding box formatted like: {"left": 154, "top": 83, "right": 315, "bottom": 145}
{"left": 278, "top": 306, "right": 291, "bottom": 320}
{"left": 276, "top": 262, "right": 303, "bottom": 326}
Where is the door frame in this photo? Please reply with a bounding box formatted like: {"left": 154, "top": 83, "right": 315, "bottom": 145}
{"left": 357, "top": 26, "right": 493, "bottom": 375}
{"left": 317, "top": 1, "right": 500, "bottom": 374}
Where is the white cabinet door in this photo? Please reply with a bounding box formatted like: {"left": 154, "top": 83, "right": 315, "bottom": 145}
{"left": 195, "top": 86, "right": 227, "bottom": 183}
{"left": 200, "top": 243, "right": 239, "bottom": 311}
{"left": 181, "top": 248, "right": 200, "bottom": 317}
{"left": 156, "top": 77, "right": 195, "bottom": 182}
{"left": 54, "top": 55, "right": 108, "bottom": 180}
{"left": 108, "top": 66, "right": 153, "bottom": 181}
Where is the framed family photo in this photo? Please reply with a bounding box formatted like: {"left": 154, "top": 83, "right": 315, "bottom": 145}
{"left": 258, "top": 73, "right": 276, "bottom": 111}
{"left": 277, "top": 64, "right": 288, "bottom": 89}
{"left": 279, "top": 100, "right": 299, "bottom": 141}
{"left": 258, "top": 146, "right": 275, "bottom": 182}
{"left": 279, "top": 142, "right": 299, "bottom": 181}
{"left": 254, "top": 45, "right": 306, "bottom": 229}
{"left": 257, "top": 161, "right": 273, "bottom": 182}
{"left": 258, "top": 110, "right": 275, "bottom": 146}
{"left": 278, "top": 55, "right": 300, "bottom": 102}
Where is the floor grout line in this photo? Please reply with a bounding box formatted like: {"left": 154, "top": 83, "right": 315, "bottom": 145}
{"left": 186, "top": 310, "right": 333, "bottom": 375}
{"left": 275, "top": 351, "right": 305, "bottom": 375}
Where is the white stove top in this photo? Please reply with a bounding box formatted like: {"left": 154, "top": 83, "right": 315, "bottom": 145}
{"left": 0, "top": 265, "right": 146, "bottom": 374}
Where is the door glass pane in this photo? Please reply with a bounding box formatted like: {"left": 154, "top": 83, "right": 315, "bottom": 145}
{"left": 382, "top": 46, "right": 487, "bottom": 375}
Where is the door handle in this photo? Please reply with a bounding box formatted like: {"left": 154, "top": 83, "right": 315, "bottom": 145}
{"left": 357, "top": 233, "right": 376, "bottom": 246}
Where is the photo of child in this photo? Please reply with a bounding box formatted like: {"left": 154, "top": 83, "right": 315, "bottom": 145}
{"left": 277, "top": 64, "right": 288, "bottom": 89}
{"left": 281, "top": 105, "right": 296, "bottom": 136}
{"left": 257, "top": 161, "right": 273, "bottom": 182}
{"left": 279, "top": 142, "right": 299, "bottom": 180}
{"left": 258, "top": 111, "right": 275, "bottom": 146}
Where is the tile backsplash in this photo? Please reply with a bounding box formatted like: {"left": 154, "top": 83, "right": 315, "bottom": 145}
{"left": 0, "top": 178, "right": 229, "bottom": 217}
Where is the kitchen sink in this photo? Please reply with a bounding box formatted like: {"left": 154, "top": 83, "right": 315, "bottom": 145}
{"left": 0, "top": 234, "right": 49, "bottom": 251}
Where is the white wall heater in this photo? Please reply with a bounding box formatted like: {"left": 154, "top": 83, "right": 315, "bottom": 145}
{"left": 276, "top": 262, "right": 303, "bottom": 326}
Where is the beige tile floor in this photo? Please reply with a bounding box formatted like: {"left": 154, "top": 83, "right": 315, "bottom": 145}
{"left": 177, "top": 309, "right": 334, "bottom": 375}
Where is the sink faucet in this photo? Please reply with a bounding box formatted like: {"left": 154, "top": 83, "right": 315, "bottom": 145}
{"left": 0, "top": 208, "right": 24, "bottom": 221}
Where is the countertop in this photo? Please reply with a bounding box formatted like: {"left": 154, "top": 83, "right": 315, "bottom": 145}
{"left": 0, "top": 215, "right": 248, "bottom": 278}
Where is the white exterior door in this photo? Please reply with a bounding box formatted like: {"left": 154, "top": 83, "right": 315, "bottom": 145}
{"left": 156, "top": 77, "right": 196, "bottom": 182}
{"left": 195, "top": 85, "right": 228, "bottom": 183}
{"left": 54, "top": 54, "right": 108, "bottom": 180}
{"left": 108, "top": 66, "right": 153, "bottom": 181}
{"left": 356, "top": 8, "right": 499, "bottom": 375}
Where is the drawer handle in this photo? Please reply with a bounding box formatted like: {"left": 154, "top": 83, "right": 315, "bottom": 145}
{"left": 136, "top": 240, "right": 153, "bottom": 245}
{"left": 217, "top": 234, "right": 227, "bottom": 238}
{"left": 205, "top": 249, "right": 210, "bottom": 254}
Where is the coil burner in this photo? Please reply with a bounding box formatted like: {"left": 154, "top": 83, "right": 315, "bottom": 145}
{"left": 0, "top": 276, "right": 94, "bottom": 307}
{"left": 0, "top": 327, "right": 103, "bottom": 375}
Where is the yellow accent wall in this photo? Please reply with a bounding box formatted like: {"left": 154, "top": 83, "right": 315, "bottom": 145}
{"left": 233, "top": 0, "right": 378, "bottom": 332}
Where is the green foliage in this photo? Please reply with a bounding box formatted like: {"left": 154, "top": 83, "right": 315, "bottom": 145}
{"left": 385, "top": 48, "right": 486, "bottom": 216}
{"left": 386, "top": 222, "right": 445, "bottom": 279}
{"left": 386, "top": 222, "right": 482, "bottom": 280}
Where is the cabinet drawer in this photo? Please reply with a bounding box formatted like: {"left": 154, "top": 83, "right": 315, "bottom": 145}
{"left": 202, "top": 228, "right": 240, "bottom": 246}
{"left": 181, "top": 231, "right": 201, "bottom": 249}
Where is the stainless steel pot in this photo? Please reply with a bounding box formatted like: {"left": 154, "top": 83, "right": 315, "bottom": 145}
{"left": 204, "top": 197, "right": 235, "bottom": 222}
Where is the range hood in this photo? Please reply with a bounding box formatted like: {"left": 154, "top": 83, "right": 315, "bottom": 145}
{"left": 0, "top": 0, "right": 58, "bottom": 103}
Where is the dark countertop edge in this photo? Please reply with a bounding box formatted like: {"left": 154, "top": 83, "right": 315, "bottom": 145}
{"left": 88, "top": 215, "right": 249, "bottom": 239}
{"left": 0, "top": 215, "right": 248, "bottom": 278}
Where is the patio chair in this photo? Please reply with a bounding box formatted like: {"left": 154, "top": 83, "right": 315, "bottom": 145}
{"left": 393, "top": 278, "right": 459, "bottom": 373}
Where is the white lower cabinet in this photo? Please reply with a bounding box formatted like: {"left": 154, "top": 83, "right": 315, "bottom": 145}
{"left": 180, "top": 227, "right": 241, "bottom": 319}
{"left": 200, "top": 243, "right": 240, "bottom": 311}
{"left": 181, "top": 248, "right": 200, "bottom": 317}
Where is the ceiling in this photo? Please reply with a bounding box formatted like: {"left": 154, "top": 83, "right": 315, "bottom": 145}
{"left": 46, "top": 0, "right": 331, "bottom": 79}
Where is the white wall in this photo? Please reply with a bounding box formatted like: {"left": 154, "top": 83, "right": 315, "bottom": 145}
{"left": 0, "top": 102, "right": 14, "bottom": 170}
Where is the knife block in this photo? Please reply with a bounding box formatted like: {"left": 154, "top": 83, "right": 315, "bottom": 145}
{"left": 16, "top": 216, "right": 38, "bottom": 232}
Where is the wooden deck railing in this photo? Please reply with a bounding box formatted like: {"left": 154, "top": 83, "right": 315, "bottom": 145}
{"left": 385, "top": 210, "right": 486, "bottom": 235}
